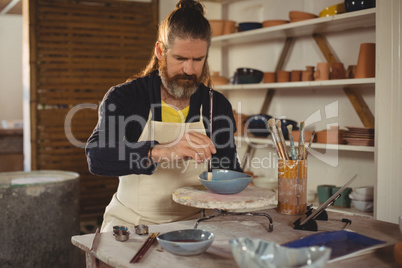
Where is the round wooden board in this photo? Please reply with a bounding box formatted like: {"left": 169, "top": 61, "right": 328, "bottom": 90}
{"left": 172, "top": 185, "right": 276, "bottom": 210}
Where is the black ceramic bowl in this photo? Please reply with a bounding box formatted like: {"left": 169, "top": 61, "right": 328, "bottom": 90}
{"left": 236, "top": 68, "right": 264, "bottom": 84}
{"left": 238, "top": 22, "right": 262, "bottom": 32}
{"left": 344, "top": 0, "right": 375, "bottom": 12}
{"left": 246, "top": 114, "right": 273, "bottom": 137}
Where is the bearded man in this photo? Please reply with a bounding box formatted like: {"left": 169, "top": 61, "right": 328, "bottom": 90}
{"left": 86, "top": 0, "right": 241, "bottom": 232}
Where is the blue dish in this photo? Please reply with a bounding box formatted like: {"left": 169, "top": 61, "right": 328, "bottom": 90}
{"left": 230, "top": 237, "right": 331, "bottom": 268}
{"left": 238, "top": 22, "right": 262, "bottom": 32}
{"left": 199, "top": 169, "right": 252, "bottom": 194}
{"left": 236, "top": 67, "right": 264, "bottom": 84}
{"left": 246, "top": 114, "right": 273, "bottom": 137}
{"left": 157, "top": 229, "right": 214, "bottom": 256}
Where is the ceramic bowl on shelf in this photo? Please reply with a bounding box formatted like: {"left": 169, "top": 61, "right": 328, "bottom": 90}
{"left": 238, "top": 22, "right": 262, "bottom": 32}
{"left": 230, "top": 237, "right": 331, "bottom": 268}
{"left": 344, "top": 0, "right": 375, "bottom": 12}
{"left": 157, "top": 229, "right": 214, "bottom": 256}
{"left": 351, "top": 199, "right": 373, "bottom": 212}
{"left": 289, "top": 11, "right": 318, "bottom": 22}
{"left": 198, "top": 169, "right": 252, "bottom": 194}
{"left": 236, "top": 68, "right": 264, "bottom": 84}
{"left": 211, "top": 71, "right": 229, "bottom": 86}
{"left": 319, "top": 3, "right": 346, "bottom": 17}
{"left": 245, "top": 114, "right": 273, "bottom": 138}
{"left": 262, "top": 19, "right": 289, "bottom": 27}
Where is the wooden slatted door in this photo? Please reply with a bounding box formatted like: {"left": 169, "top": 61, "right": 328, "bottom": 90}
{"left": 28, "top": 0, "right": 159, "bottom": 220}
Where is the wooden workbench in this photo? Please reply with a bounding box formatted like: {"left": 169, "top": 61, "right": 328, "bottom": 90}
{"left": 72, "top": 208, "right": 401, "bottom": 268}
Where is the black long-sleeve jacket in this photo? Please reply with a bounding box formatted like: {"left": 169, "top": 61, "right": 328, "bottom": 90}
{"left": 85, "top": 70, "right": 242, "bottom": 176}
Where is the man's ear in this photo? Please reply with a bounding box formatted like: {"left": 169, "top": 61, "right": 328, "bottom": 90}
{"left": 155, "top": 42, "right": 163, "bottom": 60}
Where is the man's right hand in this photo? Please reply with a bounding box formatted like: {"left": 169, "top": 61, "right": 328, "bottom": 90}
{"left": 149, "top": 131, "right": 216, "bottom": 164}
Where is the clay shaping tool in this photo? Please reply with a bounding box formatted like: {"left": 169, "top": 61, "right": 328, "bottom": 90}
{"left": 208, "top": 89, "right": 213, "bottom": 180}
{"left": 287, "top": 124, "right": 297, "bottom": 160}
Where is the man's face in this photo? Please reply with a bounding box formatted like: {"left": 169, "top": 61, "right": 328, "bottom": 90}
{"left": 158, "top": 38, "right": 208, "bottom": 100}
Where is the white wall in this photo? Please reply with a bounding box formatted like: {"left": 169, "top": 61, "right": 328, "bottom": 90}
{"left": 0, "top": 16, "right": 23, "bottom": 125}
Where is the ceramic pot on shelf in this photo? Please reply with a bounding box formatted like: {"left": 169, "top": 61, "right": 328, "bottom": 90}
{"left": 211, "top": 71, "right": 229, "bottom": 86}
{"left": 314, "top": 62, "right": 330, "bottom": 81}
{"left": 331, "top": 62, "right": 346, "bottom": 79}
{"left": 302, "top": 66, "right": 315, "bottom": 81}
{"left": 355, "top": 43, "right": 375, "bottom": 78}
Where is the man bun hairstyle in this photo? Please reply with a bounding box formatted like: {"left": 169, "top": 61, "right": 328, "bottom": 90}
{"left": 132, "top": 0, "right": 212, "bottom": 86}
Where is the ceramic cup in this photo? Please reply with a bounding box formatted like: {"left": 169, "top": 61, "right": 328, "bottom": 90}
{"left": 331, "top": 62, "right": 346, "bottom": 79}
{"left": 314, "top": 62, "right": 330, "bottom": 80}
{"left": 302, "top": 66, "right": 315, "bottom": 81}
{"left": 277, "top": 70, "right": 290, "bottom": 82}
{"left": 290, "top": 70, "right": 302, "bottom": 82}
{"left": 263, "top": 72, "right": 276, "bottom": 83}
{"left": 278, "top": 160, "right": 308, "bottom": 215}
{"left": 355, "top": 43, "right": 375, "bottom": 78}
{"left": 346, "top": 65, "right": 357, "bottom": 78}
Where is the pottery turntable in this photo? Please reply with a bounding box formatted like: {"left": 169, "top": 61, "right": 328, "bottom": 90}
{"left": 172, "top": 185, "right": 277, "bottom": 232}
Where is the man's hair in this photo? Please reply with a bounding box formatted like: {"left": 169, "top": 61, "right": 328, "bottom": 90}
{"left": 127, "top": 0, "right": 212, "bottom": 87}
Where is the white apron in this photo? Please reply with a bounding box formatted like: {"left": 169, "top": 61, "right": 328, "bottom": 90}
{"left": 101, "top": 106, "right": 207, "bottom": 232}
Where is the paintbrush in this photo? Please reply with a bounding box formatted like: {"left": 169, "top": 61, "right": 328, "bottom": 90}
{"left": 276, "top": 120, "right": 289, "bottom": 160}
{"left": 287, "top": 124, "right": 297, "bottom": 160}
{"left": 298, "top": 121, "right": 306, "bottom": 160}
{"left": 306, "top": 130, "right": 315, "bottom": 159}
{"left": 268, "top": 118, "right": 287, "bottom": 160}
{"left": 208, "top": 89, "right": 213, "bottom": 180}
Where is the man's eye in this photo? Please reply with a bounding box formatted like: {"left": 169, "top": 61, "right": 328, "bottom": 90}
{"left": 177, "top": 58, "right": 186, "bottom": 61}
{"left": 194, "top": 58, "right": 203, "bottom": 62}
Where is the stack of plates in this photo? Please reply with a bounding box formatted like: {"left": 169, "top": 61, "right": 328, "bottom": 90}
{"left": 343, "top": 127, "right": 374, "bottom": 146}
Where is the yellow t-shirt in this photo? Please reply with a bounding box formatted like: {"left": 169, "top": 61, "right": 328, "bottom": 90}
{"left": 161, "top": 100, "right": 190, "bottom": 123}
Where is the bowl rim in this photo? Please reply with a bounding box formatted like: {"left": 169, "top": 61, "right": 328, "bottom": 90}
{"left": 157, "top": 229, "right": 215, "bottom": 243}
{"left": 199, "top": 169, "right": 252, "bottom": 181}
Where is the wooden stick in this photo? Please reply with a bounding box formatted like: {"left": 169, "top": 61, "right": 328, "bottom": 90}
{"left": 130, "top": 232, "right": 159, "bottom": 263}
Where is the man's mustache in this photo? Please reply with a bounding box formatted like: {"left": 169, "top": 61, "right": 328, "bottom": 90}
{"left": 174, "top": 73, "right": 197, "bottom": 81}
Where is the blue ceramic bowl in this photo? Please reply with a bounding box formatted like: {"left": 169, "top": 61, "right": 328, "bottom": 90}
{"left": 345, "top": 0, "right": 375, "bottom": 12}
{"left": 230, "top": 237, "right": 331, "bottom": 268}
{"left": 246, "top": 114, "right": 273, "bottom": 137}
{"left": 157, "top": 229, "right": 214, "bottom": 256}
{"left": 238, "top": 22, "right": 262, "bottom": 32}
{"left": 199, "top": 169, "right": 252, "bottom": 194}
{"left": 236, "top": 68, "right": 264, "bottom": 84}
{"left": 278, "top": 118, "right": 298, "bottom": 140}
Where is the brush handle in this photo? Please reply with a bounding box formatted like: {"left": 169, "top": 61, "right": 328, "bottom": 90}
{"left": 208, "top": 89, "right": 213, "bottom": 172}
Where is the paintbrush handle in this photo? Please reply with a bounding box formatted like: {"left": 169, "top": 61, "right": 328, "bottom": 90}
{"left": 288, "top": 132, "right": 297, "bottom": 160}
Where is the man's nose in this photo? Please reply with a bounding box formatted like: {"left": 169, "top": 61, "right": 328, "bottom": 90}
{"left": 183, "top": 60, "right": 196, "bottom": 75}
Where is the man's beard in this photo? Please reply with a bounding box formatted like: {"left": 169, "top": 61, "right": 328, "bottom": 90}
{"left": 159, "top": 57, "right": 201, "bottom": 100}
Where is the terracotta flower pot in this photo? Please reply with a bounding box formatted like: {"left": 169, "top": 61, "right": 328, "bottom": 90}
{"left": 277, "top": 70, "right": 290, "bottom": 82}
{"left": 355, "top": 43, "right": 375, "bottom": 78}
{"left": 263, "top": 72, "right": 276, "bottom": 83}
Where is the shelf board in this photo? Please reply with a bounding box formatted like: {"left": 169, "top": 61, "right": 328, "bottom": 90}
{"left": 214, "top": 78, "right": 375, "bottom": 91}
{"left": 211, "top": 8, "right": 376, "bottom": 46}
{"left": 235, "top": 136, "right": 375, "bottom": 153}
